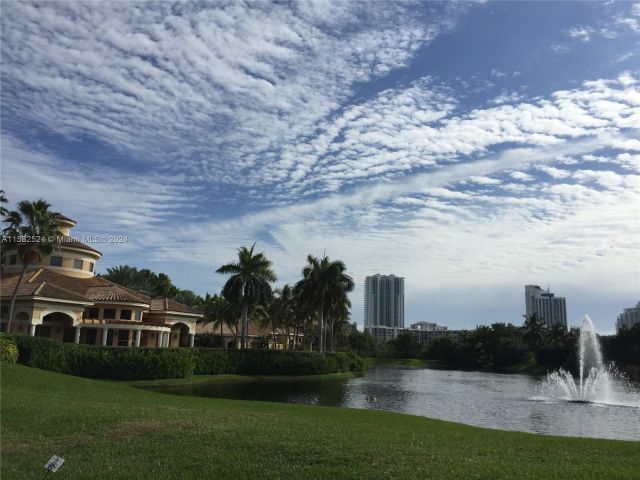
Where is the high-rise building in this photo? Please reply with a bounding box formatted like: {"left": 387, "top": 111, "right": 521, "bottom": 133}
{"left": 616, "top": 302, "right": 640, "bottom": 332}
{"left": 364, "top": 274, "right": 404, "bottom": 328}
{"left": 364, "top": 274, "right": 404, "bottom": 342}
{"left": 524, "top": 284, "right": 567, "bottom": 328}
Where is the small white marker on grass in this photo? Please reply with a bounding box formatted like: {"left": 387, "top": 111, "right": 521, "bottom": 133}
{"left": 44, "top": 455, "right": 65, "bottom": 473}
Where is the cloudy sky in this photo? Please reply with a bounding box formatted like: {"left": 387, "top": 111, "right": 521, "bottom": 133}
{"left": 1, "top": 1, "right": 639, "bottom": 333}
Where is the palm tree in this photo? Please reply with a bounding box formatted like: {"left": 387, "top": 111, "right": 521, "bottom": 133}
{"left": 3, "top": 200, "right": 62, "bottom": 333}
{"left": 272, "top": 284, "right": 295, "bottom": 349}
{"left": 296, "top": 255, "right": 353, "bottom": 353}
{"left": 327, "top": 291, "right": 352, "bottom": 352}
{"left": 0, "top": 191, "right": 8, "bottom": 270}
{"left": 216, "top": 244, "right": 276, "bottom": 349}
{"left": 523, "top": 313, "right": 545, "bottom": 352}
{"left": 101, "top": 265, "right": 141, "bottom": 289}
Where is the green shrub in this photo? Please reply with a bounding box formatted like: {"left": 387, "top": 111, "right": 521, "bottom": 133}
{"left": 0, "top": 334, "right": 18, "bottom": 364}
{"left": 227, "top": 350, "right": 365, "bottom": 375}
{"left": 13, "top": 335, "right": 68, "bottom": 372}
{"left": 12, "top": 336, "right": 194, "bottom": 380}
{"left": 11, "top": 334, "right": 365, "bottom": 379}
{"left": 194, "top": 348, "right": 228, "bottom": 375}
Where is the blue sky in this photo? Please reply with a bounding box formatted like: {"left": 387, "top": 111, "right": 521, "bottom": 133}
{"left": 1, "top": 1, "right": 639, "bottom": 333}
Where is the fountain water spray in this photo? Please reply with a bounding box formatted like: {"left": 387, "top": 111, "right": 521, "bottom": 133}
{"left": 540, "top": 315, "right": 614, "bottom": 403}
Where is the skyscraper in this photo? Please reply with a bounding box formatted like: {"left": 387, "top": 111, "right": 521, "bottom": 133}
{"left": 364, "top": 274, "right": 404, "bottom": 342}
{"left": 524, "top": 284, "right": 567, "bottom": 328}
{"left": 616, "top": 301, "right": 640, "bottom": 332}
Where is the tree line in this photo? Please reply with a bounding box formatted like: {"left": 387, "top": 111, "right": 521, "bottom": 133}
{"left": 103, "top": 246, "right": 355, "bottom": 353}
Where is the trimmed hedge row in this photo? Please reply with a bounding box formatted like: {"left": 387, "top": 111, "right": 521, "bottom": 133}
{"left": 7, "top": 335, "right": 366, "bottom": 380}
{"left": 194, "top": 349, "right": 366, "bottom": 375}
{"left": 0, "top": 333, "right": 18, "bottom": 364}
{"left": 12, "top": 336, "right": 194, "bottom": 380}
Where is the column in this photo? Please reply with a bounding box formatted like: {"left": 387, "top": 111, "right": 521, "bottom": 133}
{"left": 156, "top": 331, "right": 162, "bottom": 348}
{"left": 189, "top": 333, "right": 195, "bottom": 348}
{"left": 164, "top": 332, "right": 170, "bottom": 348}
{"left": 102, "top": 328, "right": 108, "bottom": 346}
{"left": 134, "top": 329, "right": 141, "bottom": 347}
{"left": 74, "top": 326, "right": 81, "bottom": 344}
{"left": 29, "top": 324, "right": 36, "bottom": 336}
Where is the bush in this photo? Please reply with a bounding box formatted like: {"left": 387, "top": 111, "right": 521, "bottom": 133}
{"left": 11, "top": 335, "right": 366, "bottom": 379}
{"left": 12, "top": 336, "right": 195, "bottom": 380}
{"left": 494, "top": 338, "right": 529, "bottom": 367}
{"left": 14, "top": 335, "right": 68, "bottom": 372}
{"left": 194, "top": 349, "right": 228, "bottom": 375}
{"left": 65, "top": 347, "right": 195, "bottom": 380}
{"left": 227, "top": 350, "right": 365, "bottom": 376}
{"left": 0, "top": 334, "right": 18, "bottom": 364}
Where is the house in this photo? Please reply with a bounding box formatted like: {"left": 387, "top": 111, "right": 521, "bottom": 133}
{"left": 196, "top": 319, "right": 303, "bottom": 350}
{"left": 0, "top": 214, "right": 201, "bottom": 347}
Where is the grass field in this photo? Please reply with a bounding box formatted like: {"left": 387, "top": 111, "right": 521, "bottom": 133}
{"left": 2, "top": 363, "right": 639, "bottom": 479}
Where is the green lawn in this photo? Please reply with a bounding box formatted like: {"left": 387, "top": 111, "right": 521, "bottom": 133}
{"left": 1, "top": 363, "right": 638, "bottom": 479}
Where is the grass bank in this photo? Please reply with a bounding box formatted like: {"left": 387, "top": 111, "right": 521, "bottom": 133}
{"left": 2, "top": 363, "right": 639, "bottom": 479}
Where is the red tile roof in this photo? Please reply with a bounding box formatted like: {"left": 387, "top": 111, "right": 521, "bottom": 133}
{"left": 54, "top": 213, "right": 76, "bottom": 225}
{"left": 59, "top": 235, "right": 102, "bottom": 256}
{"left": 0, "top": 268, "right": 202, "bottom": 317}
{"left": 149, "top": 297, "right": 202, "bottom": 315}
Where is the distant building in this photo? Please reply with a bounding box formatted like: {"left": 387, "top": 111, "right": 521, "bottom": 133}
{"left": 524, "top": 285, "right": 567, "bottom": 328}
{"left": 616, "top": 302, "right": 640, "bottom": 332}
{"left": 364, "top": 274, "right": 404, "bottom": 343}
{"left": 364, "top": 274, "right": 405, "bottom": 328}
{"left": 408, "top": 321, "right": 461, "bottom": 345}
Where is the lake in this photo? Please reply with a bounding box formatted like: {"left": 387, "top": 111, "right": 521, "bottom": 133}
{"left": 149, "top": 366, "right": 640, "bottom": 441}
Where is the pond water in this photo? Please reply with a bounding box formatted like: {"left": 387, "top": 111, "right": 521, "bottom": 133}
{"left": 149, "top": 366, "right": 640, "bottom": 441}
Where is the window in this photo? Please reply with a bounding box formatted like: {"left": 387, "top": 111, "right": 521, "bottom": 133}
{"left": 87, "top": 308, "right": 100, "bottom": 319}
{"left": 89, "top": 262, "right": 94, "bottom": 272}
{"left": 73, "top": 259, "right": 83, "bottom": 269}
{"left": 117, "top": 330, "right": 129, "bottom": 347}
{"left": 120, "top": 309, "right": 132, "bottom": 320}
{"left": 9, "top": 255, "right": 17, "bottom": 265}
{"left": 134, "top": 311, "right": 142, "bottom": 321}
{"left": 50, "top": 256, "right": 63, "bottom": 267}
{"left": 84, "top": 329, "right": 97, "bottom": 345}
{"left": 103, "top": 308, "right": 116, "bottom": 319}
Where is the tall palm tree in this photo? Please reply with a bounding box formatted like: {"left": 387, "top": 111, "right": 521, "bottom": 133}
{"left": 216, "top": 244, "right": 276, "bottom": 349}
{"left": 272, "top": 284, "right": 295, "bottom": 349}
{"left": 0, "top": 191, "right": 8, "bottom": 270}
{"left": 327, "top": 291, "right": 352, "bottom": 352}
{"left": 296, "top": 255, "right": 353, "bottom": 353}
{"left": 523, "top": 312, "right": 545, "bottom": 352}
{"left": 3, "top": 200, "right": 62, "bottom": 332}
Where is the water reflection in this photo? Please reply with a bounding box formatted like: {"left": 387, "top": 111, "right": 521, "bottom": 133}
{"left": 148, "top": 366, "right": 640, "bottom": 441}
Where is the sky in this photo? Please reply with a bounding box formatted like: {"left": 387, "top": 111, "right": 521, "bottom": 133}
{"left": 1, "top": 1, "right": 639, "bottom": 334}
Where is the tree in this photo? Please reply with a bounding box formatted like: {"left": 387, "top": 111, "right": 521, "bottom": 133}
{"left": 523, "top": 313, "right": 545, "bottom": 352}
{"left": 387, "top": 331, "right": 422, "bottom": 358}
{"left": 2, "top": 200, "right": 62, "bottom": 333}
{"left": 296, "top": 255, "right": 353, "bottom": 353}
{"left": 173, "top": 289, "right": 204, "bottom": 308}
{"left": 216, "top": 244, "right": 276, "bottom": 349}
{"left": 270, "top": 285, "right": 295, "bottom": 349}
{"left": 0, "top": 191, "right": 8, "bottom": 269}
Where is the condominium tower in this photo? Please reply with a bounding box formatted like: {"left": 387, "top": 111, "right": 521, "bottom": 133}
{"left": 616, "top": 301, "right": 640, "bottom": 332}
{"left": 524, "top": 285, "right": 567, "bottom": 328}
{"left": 364, "top": 275, "right": 404, "bottom": 342}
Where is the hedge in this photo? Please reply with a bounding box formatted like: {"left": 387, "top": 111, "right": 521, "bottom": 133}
{"left": 13, "top": 336, "right": 194, "bottom": 380}
{"left": 10, "top": 335, "right": 366, "bottom": 380}
{"left": 0, "top": 333, "right": 18, "bottom": 364}
{"left": 195, "top": 349, "right": 366, "bottom": 375}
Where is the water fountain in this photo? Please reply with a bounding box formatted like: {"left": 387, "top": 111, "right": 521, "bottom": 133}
{"left": 540, "top": 315, "right": 615, "bottom": 403}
